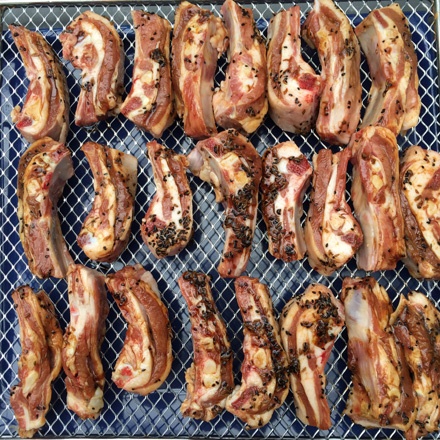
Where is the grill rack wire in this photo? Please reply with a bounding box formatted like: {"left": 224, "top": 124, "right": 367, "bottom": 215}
{"left": 0, "top": 0, "right": 439, "bottom": 438}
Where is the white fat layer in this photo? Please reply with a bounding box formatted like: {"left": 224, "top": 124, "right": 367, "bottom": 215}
{"left": 274, "top": 156, "right": 301, "bottom": 228}
{"left": 21, "top": 405, "right": 43, "bottom": 431}
{"left": 404, "top": 157, "right": 440, "bottom": 259}
{"left": 114, "top": 296, "right": 154, "bottom": 387}
{"left": 22, "top": 53, "right": 49, "bottom": 135}
{"left": 151, "top": 156, "right": 183, "bottom": 226}
{"left": 344, "top": 289, "right": 370, "bottom": 342}
{"left": 73, "top": 21, "right": 105, "bottom": 115}
{"left": 321, "top": 158, "right": 356, "bottom": 261}
{"left": 127, "top": 52, "right": 160, "bottom": 117}
{"left": 24, "top": 153, "right": 56, "bottom": 203}
{"left": 181, "top": 14, "right": 207, "bottom": 95}
{"left": 140, "top": 271, "right": 160, "bottom": 297}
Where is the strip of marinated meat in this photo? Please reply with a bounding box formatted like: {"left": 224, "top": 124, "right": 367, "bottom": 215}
{"left": 349, "top": 127, "right": 405, "bottom": 271}
{"left": 302, "top": 0, "right": 361, "bottom": 145}
{"left": 120, "top": 11, "right": 174, "bottom": 138}
{"left": 267, "top": 6, "right": 322, "bottom": 134}
{"left": 63, "top": 264, "right": 109, "bottom": 420}
{"left": 305, "top": 148, "right": 363, "bottom": 275}
{"left": 60, "top": 11, "right": 124, "bottom": 126}
{"left": 280, "top": 284, "right": 344, "bottom": 430}
{"left": 400, "top": 146, "right": 440, "bottom": 279}
{"left": 188, "top": 130, "right": 262, "bottom": 278}
{"left": 10, "top": 25, "right": 69, "bottom": 144}
{"left": 172, "top": 1, "right": 228, "bottom": 139}
{"left": 10, "top": 286, "right": 63, "bottom": 439}
{"left": 213, "top": 0, "right": 268, "bottom": 134}
{"left": 141, "top": 141, "right": 193, "bottom": 258}
{"left": 226, "top": 277, "right": 289, "bottom": 429}
{"left": 105, "top": 265, "right": 172, "bottom": 395}
{"left": 341, "top": 277, "right": 416, "bottom": 431}
{"left": 77, "top": 142, "right": 137, "bottom": 263}
{"left": 17, "top": 137, "right": 74, "bottom": 279}
{"left": 391, "top": 292, "right": 440, "bottom": 440}
{"left": 355, "top": 4, "right": 420, "bottom": 136}
{"left": 260, "top": 141, "right": 312, "bottom": 262}
{"left": 178, "top": 271, "right": 234, "bottom": 421}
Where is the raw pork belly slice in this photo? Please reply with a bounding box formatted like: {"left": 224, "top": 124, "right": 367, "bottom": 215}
{"left": 305, "top": 148, "right": 363, "bottom": 275}
{"left": 105, "top": 265, "right": 173, "bottom": 395}
{"left": 261, "top": 141, "right": 312, "bottom": 262}
{"left": 349, "top": 126, "right": 405, "bottom": 271}
{"left": 10, "top": 25, "right": 69, "bottom": 143}
{"left": 280, "top": 283, "right": 344, "bottom": 430}
{"left": 178, "top": 271, "right": 234, "bottom": 421}
{"left": 10, "top": 286, "right": 62, "bottom": 438}
{"left": 121, "top": 11, "right": 174, "bottom": 138}
{"left": 400, "top": 146, "right": 440, "bottom": 278}
{"left": 60, "top": 11, "right": 124, "bottom": 126}
{"left": 188, "top": 130, "right": 262, "bottom": 277}
{"left": 302, "top": 0, "right": 361, "bottom": 145}
{"left": 355, "top": 4, "right": 420, "bottom": 135}
{"left": 77, "top": 142, "right": 137, "bottom": 263}
{"left": 226, "top": 277, "right": 289, "bottom": 428}
{"left": 17, "top": 137, "right": 74, "bottom": 278}
{"left": 141, "top": 140, "right": 193, "bottom": 258}
{"left": 172, "top": 1, "right": 228, "bottom": 139}
{"left": 391, "top": 292, "right": 440, "bottom": 439}
{"left": 213, "top": 0, "right": 268, "bottom": 134}
{"left": 267, "top": 6, "right": 321, "bottom": 134}
{"left": 63, "top": 264, "right": 109, "bottom": 419}
{"left": 341, "top": 277, "right": 416, "bottom": 431}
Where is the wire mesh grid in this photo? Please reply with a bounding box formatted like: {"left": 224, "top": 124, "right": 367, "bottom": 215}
{"left": 0, "top": 0, "right": 439, "bottom": 438}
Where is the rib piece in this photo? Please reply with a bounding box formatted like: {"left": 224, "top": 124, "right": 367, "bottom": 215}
{"left": 400, "top": 146, "right": 440, "bottom": 279}
{"left": 17, "top": 137, "right": 74, "bottom": 279}
{"left": 178, "top": 271, "right": 234, "bottom": 421}
{"left": 63, "top": 264, "right": 109, "bottom": 420}
{"left": 280, "top": 284, "right": 345, "bottom": 430}
{"left": 305, "top": 148, "right": 363, "bottom": 275}
{"left": 341, "top": 277, "right": 416, "bottom": 431}
{"left": 213, "top": 0, "right": 268, "bottom": 134}
{"left": 349, "top": 126, "right": 405, "bottom": 271}
{"left": 10, "top": 286, "right": 63, "bottom": 439}
{"left": 302, "top": 0, "right": 361, "bottom": 145}
{"left": 188, "top": 130, "right": 262, "bottom": 277}
{"left": 10, "top": 25, "right": 69, "bottom": 144}
{"left": 120, "top": 11, "right": 175, "bottom": 138}
{"left": 260, "top": 141, "right": 312, "bottom": 262}
{"left": 141, "top": 141, "right": 193, "bottom": 258}
{"left": 226, "top": 277, "right": 289, "bottom": 428}
{"left": 105, "top": 265, "right": 172, "bottom": 395}
{"left": 267, "top": 6, "right": 322, "bottom": 134}
{"left": 391, "top": 292, "right": 440, "bottom": 440}
{"left": 171, "top": 1, "right": 228, "bottom": 139}
{"left": 355, "top": 4, "right": 420, "bottom": 135}
{"left": 60, "top": 11, "right": 124, "bottom": 126}
{"left": 77, "top": 142, "right": 137, "bottom": 263}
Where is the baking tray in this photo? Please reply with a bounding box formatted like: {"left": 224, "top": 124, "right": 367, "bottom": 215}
{"left": 0, "top": 0, "right": 439, "bottom": 438}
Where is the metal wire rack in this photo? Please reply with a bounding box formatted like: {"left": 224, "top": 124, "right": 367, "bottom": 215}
{"left": 0, "top": 0, "right": 439, "bottom": 438}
